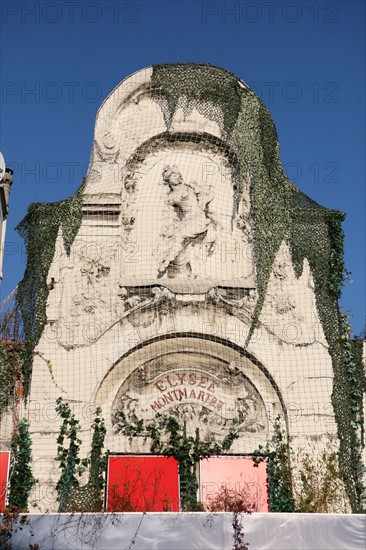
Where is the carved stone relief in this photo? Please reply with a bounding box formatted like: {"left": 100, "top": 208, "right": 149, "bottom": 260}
{"left": 53, "top": 280, "right": 261, "bottom": 348}
{"left": 46, "top": 132, "right": 257, "bottom": 348}
{"left": 50, "top": 241, "right": 122, "bottom": 348}
{"left": 236, "top": 212, "right": 253, "bottom": 243}
{"left": 111, "top": 353, "right": 268, "bottom": 443}
{"left": 120, "top": 171, "right": 138, "bottom": 241}
{"left": 207, "top": 287, "right": 257, "bottom": 322}
{"left": 118, "top": 135, "right": 256, "bottom": 289}
{"left": 157, "top": 165, "right": 217, "bottom": 279}
{"left": 259, "top": 240, "right": 327, "bottom": 345}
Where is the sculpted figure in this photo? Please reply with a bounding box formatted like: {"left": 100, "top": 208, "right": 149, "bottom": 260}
{"left": 113, "top": 395, "right": 139, "bottom": 431}
{"left": 236, "top": 394, "right": 265, "bottom": 433}
{"left": 158, "top": 166, "right": 216, "bottom": 278}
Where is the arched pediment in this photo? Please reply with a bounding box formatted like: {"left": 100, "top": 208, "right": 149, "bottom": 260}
{"left": 94, "top": 334, "right": 287, "bottom": 453}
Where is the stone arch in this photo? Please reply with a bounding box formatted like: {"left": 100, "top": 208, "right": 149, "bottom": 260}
{"left": 124, "top": 131, "right": 240, "bottom": 177}
{"left": 94, "top": 333, "right": 287, "bottom": 454}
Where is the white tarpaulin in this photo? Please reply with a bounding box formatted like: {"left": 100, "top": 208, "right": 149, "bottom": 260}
{"left": 5, "top": 512, "right": 366, "bottom": 550}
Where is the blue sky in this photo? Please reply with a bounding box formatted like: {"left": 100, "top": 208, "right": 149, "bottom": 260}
{"left": 0, "top": 0, "right": 365, "bottom": 335}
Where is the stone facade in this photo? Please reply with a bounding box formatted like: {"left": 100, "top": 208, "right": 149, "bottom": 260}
{"left": 21, "top": 66, "right": 344, "bottom": 512}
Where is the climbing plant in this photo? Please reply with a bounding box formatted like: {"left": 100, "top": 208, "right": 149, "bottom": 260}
{"left": 232, "top": 512, "right": 250, "bottom": 550}
{"left": 206, "top": 485, "right": 256, "bottom": 513}
{"left": 349, "top": 337, "right": 366, "bottom": 449}
{"left": 9, "top": 419, "right": 37, "bottom": 511}
{"left": 115, "top": 410, "right": 239, "bottom": 511}
{"left": 55, "top": 398, "right": 107, "bottom": 512}
{"left": 253, "top": 416, "right": 295, "bottom": 512}
{"left": 0, "top": 506, "right": 33, "bottom": 549}
{"left": 255, "top": 417, "right": 357, "bottom": 513}
{"left": 55, "top": 397, "right": 88, "bottom": 512}
{"left": 88, "top": 407, "right": 107, "bottom": 495}
{"left": 334, "top": 313, "right": 366, "bottom": 512}
{"left": 151, "top": 63, "right": 242, "bottom": 135}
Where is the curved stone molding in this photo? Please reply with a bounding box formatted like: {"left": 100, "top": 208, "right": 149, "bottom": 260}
{"left": 94, "top": 336, "right": 285, "bottom": 453}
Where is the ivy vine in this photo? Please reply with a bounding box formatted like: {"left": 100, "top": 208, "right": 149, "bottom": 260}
{"left": 89, "top": 407, "right": 107, "bottom": 495}
{"left": 9, "top": 419, "right": 37, "bottom": 511}
{"left": 55, "top": 397, "right": 88, "bottom": 512}
{"left": 253, "top": 416, "right": 295, "bottom": 512}
{"left": 335, "top": 314, "right": 366, "bottom": 511}
{"left": 55, "top": 398, "right": 107, "bottom": 512}
{"left": 151, "top": 63, "right": 242, "bottom": 135}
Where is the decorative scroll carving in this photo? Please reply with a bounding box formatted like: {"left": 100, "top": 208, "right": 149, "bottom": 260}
{"left": 57, "top": 275, "right": 261, "bottom": 349}
{"left": 124, "top": 173, "right": 137, "bottom": 193}
{"left": 118, "top": 394, "right": 140, "bottom": 424}
{"left": 268, "top": 294, "right": 296, "bottom": 316}
{"left": 116, "top": 285, "right": 176, "bottom": 328}
{"left": 207, "top": 287, "right": 257, "bottom": 321}
{"left": 121, "top": 172, "right": 138, "bottom": 239}
{"left": 121, "top": 215, "right": 135, "bottom": 231}
{"left": 93, "top": 133, "right": 119, "bottom": 163}
{"left": 124, "top": 133, "right": 239, "bottom": 175}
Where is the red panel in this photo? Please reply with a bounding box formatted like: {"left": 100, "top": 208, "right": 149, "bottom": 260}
{"left": 0, "top": 451, "right": 10, "bottom": 512}
{"left": 107, "top": 455, "right": 180, "bottom": 512}
{"left": 200, "top": 456, "right": 269, "bottom": 512}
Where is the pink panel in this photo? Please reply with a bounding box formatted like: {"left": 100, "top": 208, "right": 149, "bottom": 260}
{"left": 200, "top": 456, "right": 269, "bottom": 512}
{"left": 107, "top": 455, "right": 180, "bottom": 512}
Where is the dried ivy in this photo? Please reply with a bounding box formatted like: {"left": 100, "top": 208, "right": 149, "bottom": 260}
{"left": 0, "top": 341, "right": 23, "bottom": 419}
{"left": 0, "top": 506, "right": 32, "bottom": 549}
{"left": 295, "top": 444, "right": 345, "bottom": 513}
{"left": 255, "top": 418, "right": 352, "bottom": 513}
{"left": 232, "top": 512, "right": 250, "bottom": 550}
